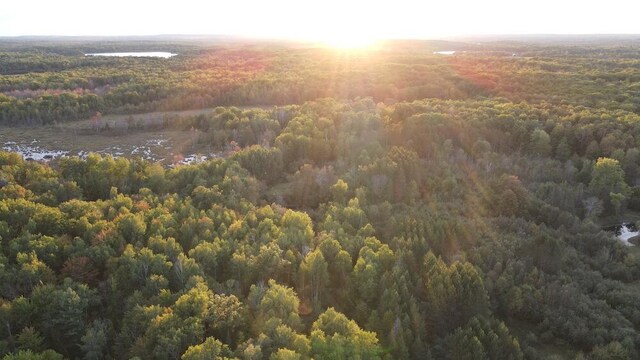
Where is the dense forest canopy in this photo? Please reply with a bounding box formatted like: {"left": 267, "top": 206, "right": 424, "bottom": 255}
{"left": 2, "top": 37, "right": 640, "bottom": 125}
{"left": 1, "top": 36, "right": 640, "bottom": 359}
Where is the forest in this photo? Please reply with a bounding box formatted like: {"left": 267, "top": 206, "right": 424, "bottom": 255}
{"left": 1, "top": 36, "right": 640, "bottom": 359}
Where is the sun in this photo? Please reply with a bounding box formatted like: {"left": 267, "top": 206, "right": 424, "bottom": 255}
{"left": 320, "top": 34, "right": 379, "bottom": 50}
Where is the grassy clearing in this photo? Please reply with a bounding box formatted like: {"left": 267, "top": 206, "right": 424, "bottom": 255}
{"left": 0, "top": 106, "right": 270, "bottom": 164}
{"left": 0, "top": 125, "right": 205, "bottom": 164}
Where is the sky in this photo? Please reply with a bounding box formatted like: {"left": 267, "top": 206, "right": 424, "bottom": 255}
{"left": 1, "top": 0, "right": 639, "bottom": 39}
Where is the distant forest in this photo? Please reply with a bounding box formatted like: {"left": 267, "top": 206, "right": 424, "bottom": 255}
{"left": 1, "top": 37, "right": 640, "bottom": 359}
{"left": 2, "top": 37, "right": 640, "bottom": 125}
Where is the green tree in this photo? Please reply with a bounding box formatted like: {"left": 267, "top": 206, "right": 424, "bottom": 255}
{"left": 310, "top": 308, "right": 382, "bottom": 360}
{"left": 80, "top": 320, "right": 109, "bottom": 360}
{"left": 589, "top": 157, "right": 630, "bottom": 213}
{"left": 1, "top": 350, "right": 64, "bottom": 360}
{"left": 528, "top": 129, "right": 551, "bottom": 157}
{"left": 423, "top": 252, "right": 489, "bottom": 338}
{"left": 254, "top": 280, "right": 303, "bottom": 332}
{"left": 180, "top": 337, "right": 233, "bottom": 360}
{"left": 231, "top": 145, "right": 283, "bottom": 184}
{"left": 298, "top": 249, "right": 329, "bottom": 310}
{"left": 15, "top": 327, "right": 44, "bottom": 352}
{"left": 588, "top": 341, "right": 633, "bottom": 360}
{"left": 278, "top": 210, "right": 314, "bottom": 253}
{"left": 330, "top": 179, "right": 349, "bottom": 204}
{"left": 439, "top": 316, "right": 523, "bottom": 360}
{"left": 207, "top": 294, "right": 246, "bottom": 346}
{"left": 270, "top": 348, "right": 302, "bottom": 360}
{"left": 555, "top": 137, "right": 572, "bottom": 161}
{"left": 30, "top": 281, "right": 97, "bottom": 358}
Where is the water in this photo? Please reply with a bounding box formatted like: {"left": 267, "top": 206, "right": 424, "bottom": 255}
{"left": 2, "top": 142, "right": 68, "bottom": 161}
{"left": 85, "top": 52, "right": 177, "bottom": 58}
{"left": 433, "top": 51, "right": 456, "bottom": 55}
{"left": 604, "top": 223, "right": 638, "bottom": 246}
{"left": 2, "top": 139, "right": 213, "bottom": 166}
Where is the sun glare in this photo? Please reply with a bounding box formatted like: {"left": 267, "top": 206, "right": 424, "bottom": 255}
{"left": 320, "top": 35, "right": 379, "bottom": 50}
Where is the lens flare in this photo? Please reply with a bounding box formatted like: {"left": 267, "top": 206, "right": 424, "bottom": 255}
{"left": 320, "top": 34, "right": 379, "bottom": 49}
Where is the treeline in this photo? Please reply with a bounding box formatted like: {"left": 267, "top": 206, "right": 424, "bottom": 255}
{"left": 1, "top": 98, "right": 640, "bottom": 359}
{"left": 5, "top": 39, "right": 640, "bottom": 126}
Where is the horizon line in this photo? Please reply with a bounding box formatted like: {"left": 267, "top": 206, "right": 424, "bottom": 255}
{"left": 1, "top": 33, "right": 640, "bottom": 40}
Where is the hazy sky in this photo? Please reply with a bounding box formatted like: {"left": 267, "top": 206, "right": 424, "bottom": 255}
{"left": 2, "top": 0, "right": 639, "bottom": 39}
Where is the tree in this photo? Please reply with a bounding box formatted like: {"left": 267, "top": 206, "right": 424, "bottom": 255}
{"left": 437, "top": 316, "right": 523, "bottom": 360}
{"left": 582, "top": 196, "right": 603, "bottom": 219}
{"left": 80, "top": 320, "right": 109, "bottom": 360}
{"left": 254, "top": 280, "right": 303, "bottom": 332}
{"left": 180, "top": 337, "right": 233, "bottom": 360}
{"left": 207, "top": 294, "right": 246, "bottom": 346}
{"left": 298, "top": 250, "right": 329, "bottom": 310}
{"left": 423, "top": 252, "right": 489, "bottom": 338}
{"left": 13, "top": 252, "right": 55, "bottom": 296}
{"left": 610, "top": 192, "right": 626, "bottom": 217}
{"left": 15, "top": 327, "right": 44, "bottom": 352}
{"left": 116, "top": 212, "right": 147, "bottom": 243}
{"left": 60, "top": 257, "right": 99, "bottom": 286}
{"left": 330, "top": 179, "right": 349, "bottom": 204}
{"left": 351, "top": 238, "right": 394, "bottom": 306}
{"left": 498, "top": 189, "right": 519, "bottom": 216}
{"left": 588, "top": 341, "right": 633, "bottom": 360}
{"left": 231, "top": 145, "right": 283, "bottom": 184}
{"left": 589, "top": 157, "right": 630, "bottom": 213}
{"left": 555, "top": 137, "right": 572, "bottom": 162}
{"left": 310, "top": 308, "right": 382, "bottom": 359}
{"left": 1, "top": 350, "right": 64, "bottom": 360}
{"left": 278, "top": 210, "right": 314, "bottom": 253}
{"left": 270, "top": 348, "right": 302, "bottom": 360}
{"left": 528, "top": 129, "right": 551, "bottom": 157}
{"left": 30, "top": 281, "right": 97, "bottom": 358}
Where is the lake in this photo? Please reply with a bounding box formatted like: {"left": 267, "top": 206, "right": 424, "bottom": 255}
{"left": 85, "top": 52, "right": 177, "bottom": 58}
